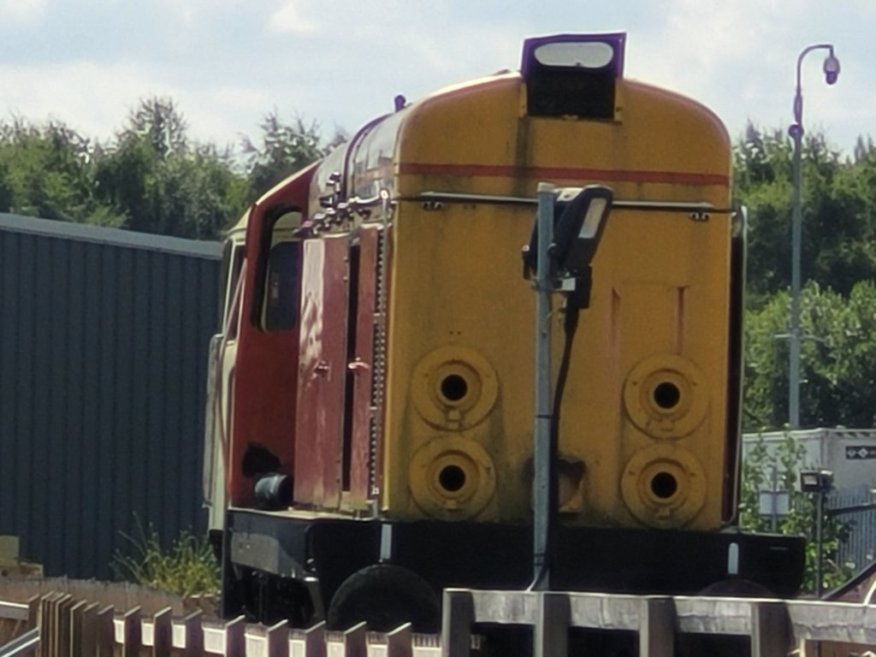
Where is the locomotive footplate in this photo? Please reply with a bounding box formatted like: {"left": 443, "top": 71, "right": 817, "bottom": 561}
{"left": 223, "top": 509, "right": 805, "bottom": 625}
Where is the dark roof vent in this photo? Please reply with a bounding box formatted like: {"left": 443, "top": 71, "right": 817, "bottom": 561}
{"left": 521, "top": 33, "right": 626, "bottom": 120}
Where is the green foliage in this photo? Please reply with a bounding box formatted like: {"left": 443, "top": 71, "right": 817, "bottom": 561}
{"left": 242, "top": 111, "right": 333, "bottom": 199}
{"left": 111, "top": 520, "right": 220, "bottom": 597}
{"left": 0, "top": 118, "right": 122, "bottom": 224}
{"left": 743, "top": 280, "right": 876, "bottom": 430}
{"left": 740, "top": 433, "right": 854, "bottom": 594}
{"left": 736, "top": 124, "right": 876, "bottom": 306}
{"left": 737, "top": 125, "right": 876, "bottom": 430}
{"left": 0, "top": 97, "right": 336, "bottom": 239}
{"left": 95, "top": 97, "right": 249, "bottom": 239}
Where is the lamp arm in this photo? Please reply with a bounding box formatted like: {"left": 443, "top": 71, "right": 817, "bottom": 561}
{"left": 794, "top": 43, "right": 836, "bottom": 125}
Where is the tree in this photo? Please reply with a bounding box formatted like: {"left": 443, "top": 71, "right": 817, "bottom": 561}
{"left": 0, "top": 118, "right": 121, "bottom": 225}
{"left": 124, "top": 97, "right": 188, "bottom": 159}
{"left": 740, "top": 433, "right": 854, "bottom": 594}
{"left": 242, "top": 111, "right": 336, "bottom": 200}
{"left": 736, "top": 124, "right": 876, "bottom": 305}
{"left": 95, "top": 97, "right": 248, "bottom": 239}
{"left": 744, "top": 280, "right": 876, "bottom": 430}
{"left": 0, "top": 98, "right": 343, "bottom": 239}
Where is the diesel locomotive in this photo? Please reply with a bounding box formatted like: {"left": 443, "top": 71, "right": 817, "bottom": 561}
{"left": 202, "top": 33, "right": 804, "bottom": 630}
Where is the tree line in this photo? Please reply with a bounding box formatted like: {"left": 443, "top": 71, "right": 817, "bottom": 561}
{"left": 737, "top": 126, "right": 876, "bottom": 431}
{"left": 3, "top": 97, "right": 876, "bottom": 433}
{"left": 0, "top": 97, "right": 337, "bottom": 240}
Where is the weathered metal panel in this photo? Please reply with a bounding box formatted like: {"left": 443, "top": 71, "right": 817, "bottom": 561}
{"left": 0, "top": 213, "right": 222, "bottom": 579}
{"left": 294, "top": 235, "right": 349, "bottom": 508}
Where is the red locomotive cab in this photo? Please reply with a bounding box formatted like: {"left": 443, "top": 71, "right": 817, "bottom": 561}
{"left": 226, "top": 163, "right": 319, "bottom": 509}
{"left": 227, "top": 125, "right": 390, "bottom": 514}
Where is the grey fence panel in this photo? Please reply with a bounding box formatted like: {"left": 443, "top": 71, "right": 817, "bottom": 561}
{"left": 0, "top": 214, "right": 222, "bottom": 579}
{"left": 829, "top": 485, "right": 876, "bottom": 571}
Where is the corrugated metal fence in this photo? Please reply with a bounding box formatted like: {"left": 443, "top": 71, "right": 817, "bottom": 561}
{"left": 830, "top": 485, "right": 876, "bottom": 572}
{"left": 0, "top": 214, "right": 222, "bottom": 579}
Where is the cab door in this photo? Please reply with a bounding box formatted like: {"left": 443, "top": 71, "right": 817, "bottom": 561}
{"left": 294, "top": 234, "right": 350, "bottom": 508}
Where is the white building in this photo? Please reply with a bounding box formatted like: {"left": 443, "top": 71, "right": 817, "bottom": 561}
{"left": 743, "top": 428, "right": 876, "bottom": 491}
{"left": 743, "top": 428, "right": 876, "bottom": 570}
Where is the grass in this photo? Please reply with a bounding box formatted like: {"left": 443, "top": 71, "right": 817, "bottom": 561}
{"left": 111, "top": 519, "right": 220, "bottom": 597}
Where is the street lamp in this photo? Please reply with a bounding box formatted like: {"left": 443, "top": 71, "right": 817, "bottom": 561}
{"left": 525, "top": 184, "right": 613, "bottom": 590}
{"left": 788, "top": 44, "right": 840, "bottom": 429}
{"left": 800, "top": 468, "right": 834, "bottom": 597}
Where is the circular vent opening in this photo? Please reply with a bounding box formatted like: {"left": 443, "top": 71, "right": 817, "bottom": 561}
{"left": 438, "top": 465, "right": 467, "bottom": 493}
{"left": 653, "top": 381, "right": 681, "bottom": 410}
{"left": 440, "top": 374, "right": 469, "bottom": 402}
{"left": 650, "top": 472, "right": 678, "bottom": 500}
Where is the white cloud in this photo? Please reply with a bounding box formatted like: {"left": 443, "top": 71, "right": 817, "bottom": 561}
{"left": 0, "top": 0, "right": 46, "bottom": 25}
{"left": 0, "top": 0, "right": 868, "bottom": 155}
{"left": 618, "top": 0, "right": 864, "bottom": 150}
{"left": 268, "top": 1, "right": 319, "bottom": 34}
{"left": 0, "top": 61, "right": 144, "bottom": 139}
{"left": 0, "top": 60, "right": 201, "bottom": 141}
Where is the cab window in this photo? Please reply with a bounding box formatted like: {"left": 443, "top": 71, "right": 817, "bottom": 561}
{"left": 261, "top": 210, "right": 303, "bottom": 332}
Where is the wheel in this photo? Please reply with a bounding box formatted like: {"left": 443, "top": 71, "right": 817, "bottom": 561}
{"left": 327, "top": 564, "right": 440, "bottom": 632}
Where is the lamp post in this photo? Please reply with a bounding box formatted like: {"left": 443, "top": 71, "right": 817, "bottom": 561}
{"left": 800, "top": 469, "right": 834, "bottom": 597}
{"left": 527, "top": 184, "right": 612, "bottom": 589}
{"left": 788, "top": 44, "right": 840, "bottom": 429}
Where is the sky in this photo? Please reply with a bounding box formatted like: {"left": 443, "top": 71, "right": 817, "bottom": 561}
{"left": 0, "top": 0, "right": 870, "bottom": 156}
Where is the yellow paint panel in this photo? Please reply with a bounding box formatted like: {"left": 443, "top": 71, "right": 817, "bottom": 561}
{"left": 379, "top": 72, "right": 733, "bottom": 531}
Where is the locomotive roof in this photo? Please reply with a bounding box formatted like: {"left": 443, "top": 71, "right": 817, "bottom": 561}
{"left": 242, "top": 34, "right": 732, "bottom": 228}
{"left": 306, "top": 75, "right": 730, "bottom": 216}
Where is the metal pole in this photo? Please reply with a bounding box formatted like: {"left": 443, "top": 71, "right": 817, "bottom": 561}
{"left": 788, "top": 43, "right": 837, "bottom": 429}
{"left": 771, "top": 466, "right": 779, "bottom": 532}
{"left": 532, "top": 183, "right": 555, "bottom": 588}
{"left": 789, "top": 116, "right": 803, "bottom": 429}
{"left": 815, "top": 490, "right": 824, "bottom": 597}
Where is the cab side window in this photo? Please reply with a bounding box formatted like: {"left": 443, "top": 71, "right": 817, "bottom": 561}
{"left": 264, "top": 241, "right": 300, "bottom": 331}
{"left": 221, "top": 241, "right": 245, "bottom": 340}
{"left": 260, "top": 210, "right": 303, "bottom": 332}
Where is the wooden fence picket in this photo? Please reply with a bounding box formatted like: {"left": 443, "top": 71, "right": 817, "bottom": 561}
{"left": 120, "top": 607, "right": 141, "bottom": 657}
{"left": 151, "top": 607, "right": 173, "bottom": 657}
{"left": 341, "top": 622, "right": 366, "bottom": 657}
{"left": 77, "top": 603, "right": 99, "bottom": 657}
{"left": 181, "top": 609, "right": 204, "bottom": 657}
{"left": 2, "top": 589, "right": 876, "bottom": 657}
{"left": 224, "top": 615, "right": 246, "bottom": 657}
{"left": 385, "top": 624, "right": 412, "bottom": 657}
{"left": 265, "top": 619, "right": 289, "bottom": 657}
{"left": 68, "top": 600, "right": 86, "bottom": 657}
{"left": 94, "top": 605, "right": 114, "bottom": 657}
{"left": 292, "top": 621, "right": 326, "bottom": 657}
